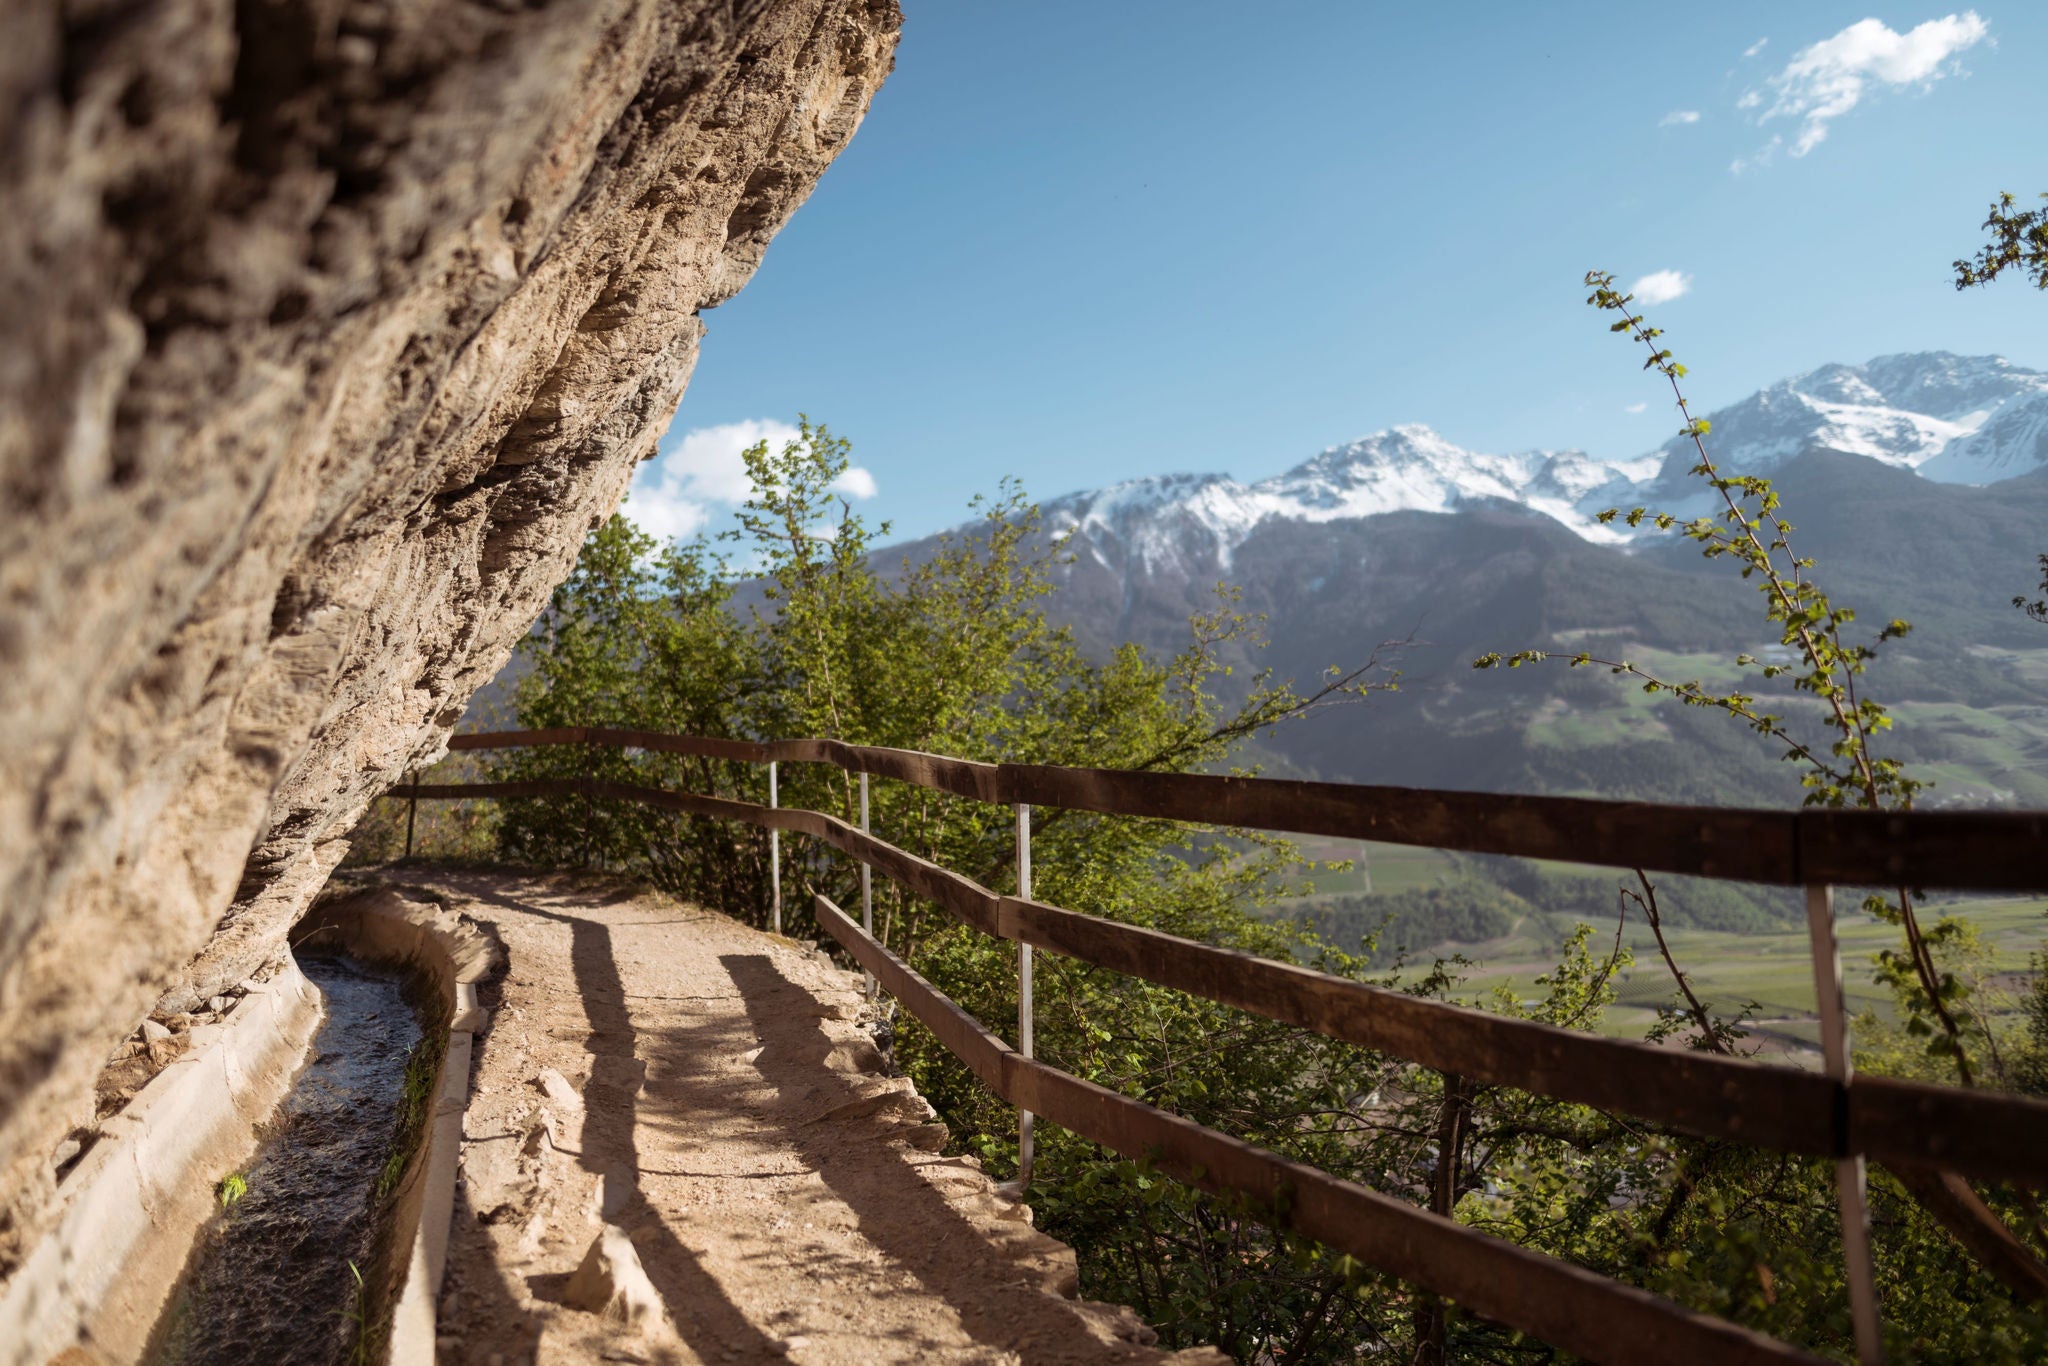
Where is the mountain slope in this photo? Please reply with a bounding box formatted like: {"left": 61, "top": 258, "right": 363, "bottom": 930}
{"left": 481, "top": 350, "right": 2048, "bottom": 810}
{"left": 875, "top": 352, "right": 2048, "bottom": 811}
{"left": 1040, "top": 353, "right": 2048, "bottom": 590}
{"left": 1640, "top": 352, "right": 2048, "bottom": 494}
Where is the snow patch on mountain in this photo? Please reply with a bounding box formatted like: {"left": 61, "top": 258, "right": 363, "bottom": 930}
{"left": 1046, "top": 426, "right": 1656, "bottom": 573}
{"left": 1920, "top": 390, "right": 2048, "bottom": 484}
{"left": 1645, "top": 352, "right": 2048, "bottom": 489}
{"left": 1257, "top": 425, "right": 1654, "bottom": 539}
{"left": 1038, "top": 353, "right": 2047, "bottom": 573}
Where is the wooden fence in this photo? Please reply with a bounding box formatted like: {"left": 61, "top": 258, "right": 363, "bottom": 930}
{"left": 398, "top": 726, "right": 2048, "bottom": 1365}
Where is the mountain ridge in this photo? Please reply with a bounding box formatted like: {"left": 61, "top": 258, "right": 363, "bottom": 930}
{"left": 860, "top": 351, "right": 2048, "bottom": 813}
{"left": 1028, "top": 351, "right": 2048, "bottom": 578}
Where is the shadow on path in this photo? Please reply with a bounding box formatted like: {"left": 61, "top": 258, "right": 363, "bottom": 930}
{"left": 462, "top": 883, "right": 786, "bottom": 1362}
{"left": 710, "top": 951, "right": 1137, "bottom": 1363}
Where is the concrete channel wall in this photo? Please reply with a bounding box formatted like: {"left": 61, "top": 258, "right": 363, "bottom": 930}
{"left": 0, "top": 966, "right": 322, "bottom": 1362}
{"left": 289, "top": 882, "right": 501, "bottom": 1365}
{"left": 0, "top": 880, "right": 495, "bottom": 1364}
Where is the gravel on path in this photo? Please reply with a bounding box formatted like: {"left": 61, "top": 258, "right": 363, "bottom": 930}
{"left": 417, "top": 871, "right": 1227, "bottom": 1365}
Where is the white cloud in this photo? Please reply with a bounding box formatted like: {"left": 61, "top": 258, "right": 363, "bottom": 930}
{"left": 1659, "top": 109, "right": 1702, "bottom": 126}
{"left": 1729, "top": 136, "right": 1782, "bottom": 175}
{"left": 1745, "top": 12, "right": 1989, "bottom": 158}
{"left": 1629, "top": 270, "right": 1693, "bottom": 305}
{"left": 1744, "top": 37, "right": 1769, "bottom": 58}
{"left": 625, "top": 418, "right": 878, "bottom": 544}
{"left": 1625, "top": 402, "right": 1649, "bottom": 414}
{"left": 830, "top": 466, "right": 879, "bottom": 500}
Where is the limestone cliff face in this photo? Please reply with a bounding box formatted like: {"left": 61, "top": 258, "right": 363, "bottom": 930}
{"left": 0, "top": 0, "right": 898, "bottom": 1268}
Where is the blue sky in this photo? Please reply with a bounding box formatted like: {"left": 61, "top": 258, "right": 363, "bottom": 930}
{"left": 629, "top": 4, "right": 2047, "bottom": 545}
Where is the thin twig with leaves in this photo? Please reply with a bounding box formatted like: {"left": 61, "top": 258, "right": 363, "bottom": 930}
{"left": 1475, "top": 270, "right": 1976, "bottom": 1082}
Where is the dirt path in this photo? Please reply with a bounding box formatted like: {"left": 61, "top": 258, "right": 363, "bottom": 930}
{"left": 413, "top": 871, "right": 1224, "bottom": 1365}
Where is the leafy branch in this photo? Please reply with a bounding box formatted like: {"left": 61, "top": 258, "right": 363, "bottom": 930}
{"left": 1954, "top": 191, "right": 2048, "bottom": 629}
{"left": 1622, "top": 871, "right": 1756, "bottom": 1057}
{"left": 1953, "top": 191, "right": 2048, "bottom": 292}
{"left": 1476, "top": 270, "right": 1976, "bottom": 1082}
{"left": 2015, "top": 554, "right": 2048, "bottom": 624}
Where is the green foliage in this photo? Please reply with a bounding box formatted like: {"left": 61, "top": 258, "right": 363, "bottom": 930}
{"left": 2016, "top": 554, "right": 2048, "bottom": 625}
{"left": 216, "top": 1172, "right": 248, "bottom": 1208}
{"left": 497, "top": 419, "right": 2048, "bottom": 1361}
{"left": 1475, "top": 272, "right": 1995, "bottom": 1084}
{"left": 2015, "top": 950, "right": 2048, "bottom": 1095}
{"left": 1954, "top": 192, "right": 2048, "bottom": 293}
{"left": 1279, "top": 881, "right": 1522, "bottom": 958}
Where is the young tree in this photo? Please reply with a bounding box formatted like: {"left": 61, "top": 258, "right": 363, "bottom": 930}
{"left": 1473, "top": 273, "right": 2048, "bottom": 1344}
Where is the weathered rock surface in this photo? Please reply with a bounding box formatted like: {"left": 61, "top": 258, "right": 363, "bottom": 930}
{"left": 563, "top": 1224, "right": 667, "bottom": 1333}
{"left": 0, "top": 0, "right": 898, "bottom": 1272}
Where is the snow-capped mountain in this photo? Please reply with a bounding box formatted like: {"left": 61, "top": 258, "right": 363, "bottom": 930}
{"left": 1043, "top": 352, "right": 2048, "bottom": 575}
{"left": 1045, "top": 428, "right": 1653, "bottom": 574}
{"left": 1640, "top": 352, "right": 2048, "bottom": 492}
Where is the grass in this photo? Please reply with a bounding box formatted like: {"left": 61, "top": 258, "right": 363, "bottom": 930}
{"left": 1526, "top": 701, "right": 1672, "bottom": 750}
{"left": 1504, "top": 637, "right": 2048, "bottom": 808}
{"left": 1390, "top": 894, "right": 2048, "bottom": 1050}
{"left": 216, "top": 1172, "right": 248, "bottom": 1209}
{"left": 375, "top": 1031, "right": 445, "bottom": 1203}
{"left": 1889, "top": 697, "right": 2048, "bottom": 805}
{"left": 1964, "top": 642, "right": 2048, "bottom": 687}
{"left": 341, "top": 1260, "right": 373, "bottom": 1366}
{"left": 1280, "top": 837, "right": 1460, "bottom": 897}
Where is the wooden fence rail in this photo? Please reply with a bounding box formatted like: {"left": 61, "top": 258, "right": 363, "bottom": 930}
{"left": 399, "top": 728, "right": 2048, "bottom": 1364}
{"left": 409, "top": 773, "right": 2048, "bottom": 1181}
{"left": 444, "top": 727, "right": 2048, "bottom": 890}
{"left": 812, "top": 893, "right": 1821, "bottom": 1366}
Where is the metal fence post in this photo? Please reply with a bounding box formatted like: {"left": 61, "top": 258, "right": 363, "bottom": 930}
{"left": 580, "top": 739, "right": 596, "bottom": 869}
{"left": 404, "top": 770, "right": 418, "bottom": 861}
{"left": 860, "top": 771, "right": 874, "bottom": 997}
{"left": 1806, "top": 882, "right": 1883, "bottom": 1366}
{"left": 1017, "top": 802, "right": 1035, "bottom": 1191}
{"left": 769, "top": 761, "right": 781, "bottom": 935}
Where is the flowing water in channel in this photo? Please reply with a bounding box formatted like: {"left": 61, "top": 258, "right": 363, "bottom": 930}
{"left": 149, "top": 955, "right": 423, "bottom": 1365}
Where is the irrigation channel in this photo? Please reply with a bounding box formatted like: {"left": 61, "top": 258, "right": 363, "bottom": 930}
{"left": 147, "top": 955, "right": 428, "bottom": 1365}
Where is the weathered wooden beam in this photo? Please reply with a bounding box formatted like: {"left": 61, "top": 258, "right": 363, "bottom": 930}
{"left": 811, "top": 894, "right": 1825, "bottom": 1366}
{"left": 405, "top": 774, "right": 2048, "bottom": 1184}
{"left": 439, "top": 729, "right": 2048, "bottom": 890}
{"left": 996, "top": 893, "right": 1839, "bottom": 1155}
{"left": 1850, "top": 1075, "right": 2048, "bottom": 1184}
{"left": 816, "top": 895, "right": 1007, "bottom": 1091}
{"left": 1797, "top": 807, "right": 2048, "bottom": 891}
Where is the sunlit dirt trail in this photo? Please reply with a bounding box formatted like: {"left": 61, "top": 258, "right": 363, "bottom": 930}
{"left": 419, "top": 872, "right": 1223, "bottom": 1365}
